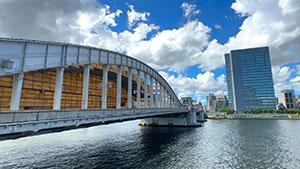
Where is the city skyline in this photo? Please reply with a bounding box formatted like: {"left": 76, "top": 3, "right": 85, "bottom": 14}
{"left": 0, "top": 0, "right": 299, "bottom": 104}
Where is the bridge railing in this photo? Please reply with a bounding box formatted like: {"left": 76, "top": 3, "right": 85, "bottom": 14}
{"left": 0, "top": 108, "right": 189, "bottom": 124}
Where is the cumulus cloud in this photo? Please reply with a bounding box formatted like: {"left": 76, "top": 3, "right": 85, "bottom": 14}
{"left": 271, "top": 66, "right": 300, "bottom": 95}
{"left": 127, "top": 4, "right": 150, "bottom": 28}
{"left": 181, "top": 2, "right": 201, "bottom": 19}
{"left": 159, "top": 71, "right": 226, "bottom": 100}
{"left": 204, "top": 0, "right": 300, "bottom": 70}
{"left": 127, "top": 21, "right": 211, "bottom": 72}
{"left": 1, "top": 0, "right": 300, "bottom": 98}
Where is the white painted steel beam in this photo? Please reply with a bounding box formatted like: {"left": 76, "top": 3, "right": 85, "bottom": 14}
{"left": 155, "top": 80, "right": 159, "bottom": 108}
{"left": 102, "top": 65, "right": 108, "bottom": 109}
{"left": 10, "top": 73, "right": 24, "bottom": 111}
{"left": 150, "top": 76, "right": 154, "bottom": 108}
{"left": 53, "top": 67, "right": 64, "bottom": 110}
{"left": 81, "top": 65, "right": 90, "bottom": 109}
{"left": 137, "top": 70, "right": 141, "bottom": 108}
{"left": 160, "top": 83, "right": 163, "bottom": 108}
{"left": 128, "top": 67, "right": 132, "bottom": 108}
{"left": 144, "top": 73, "right": 148, "bottom": 108}
{"left": 116, "top": 66, "right": 122, "bottom": 109}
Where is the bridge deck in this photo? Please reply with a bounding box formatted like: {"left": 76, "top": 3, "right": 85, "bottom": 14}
{"left": 0, "top": 108, "right": 189, "bottom": 137}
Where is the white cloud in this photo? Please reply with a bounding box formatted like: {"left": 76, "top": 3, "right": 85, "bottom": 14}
{"left": 159, "top": 71, "right": 226, "bottom": 100}
{"left": 126, "top": 21, "right": 212, "bottom": 72}
{"left": 205, "top": 0, "right": 300, "bottom": 70}
{"left": 127, "top": 4, "right": 150, "bottom": 28}
{"left": 0, "top": 0, "right": 122, "bottom": 45}
{"left": 181, "top": 2, "right": 201, "bottom": 19}
{"left": 271, "top": 66, "right": 300, "bottom": 95}
{"left": 214, "top": 23, "right": 222, "bottom": 29}
{"left": 1, "top": 0, "right": 300, "bottom": 97}
{"left": 296, "top": 65, "right": 300, "bottom": 75}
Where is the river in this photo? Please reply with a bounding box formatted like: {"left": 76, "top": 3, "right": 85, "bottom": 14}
{"left": 0, "top": 119, "right": 300, "bottom": 169}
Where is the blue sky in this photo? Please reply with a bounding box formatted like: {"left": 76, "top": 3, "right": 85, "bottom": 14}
{"left": 0, "top": 0, "right": 299, "bottom": 105}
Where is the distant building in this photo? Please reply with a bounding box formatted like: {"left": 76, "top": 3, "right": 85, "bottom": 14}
{"left": 225, "top": 47, "right": 276, "bottom": 112}
{"left": 193, "top": 101, "right": 204, "bottom": 112}
{"left": 216, "top": 95, "right": 228, "bottom": 110}
{"left": 207, "top": 93, "right": 217, "bottom": 112}
{"left": 181, "top": 97, "right": 204, "bottom": 112}
{"left": 181, "top": 97, "right": 193, "bottom": 109}
{"left": 278, "top": 90, "right": 296, "bottom": 109}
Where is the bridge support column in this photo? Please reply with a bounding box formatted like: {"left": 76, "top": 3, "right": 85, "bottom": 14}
{"left": 128, "top": 67, "right": 132, "bottom": 108}
{"left": 139, "top": 109, "right": 202, "bottom": 127}
{"left": 155, "top": 80, "right": 159, "bottom": 108}
{"left": 137, "top": 70, "right": 141, "bottom": 108}
{"left": 54, "top": 67, "right": 64, "bottom": 110}
{"left": 150, "top": 76, "right": 154, "bottom": 108}
{"left": 102, "top": 64, "right": 108, "bottom": 109}
{"left": 81, "top": 65, "right": 90, "bottom": 109}
{"left": 144, "top": 73, "right": 148, "bottom": 108}
{"left": 116, "top": 66, "right": 122, "bottom": 109}
{"left": 10, "top": 73, "right": 24, "bottom": 111}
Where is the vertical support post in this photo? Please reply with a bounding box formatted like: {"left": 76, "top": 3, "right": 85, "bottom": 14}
{"left": 10, "top": 73, "right": 24, "bottom": 111}
{"left": 54, "top": 67, "right": 64, "bottom": 110}
{"left": 144, "top": 73, "right": 148, "bottom": 108}
{"left": 160, "top": 83, "right": 163, "bottom": 108}
{"left": 81, "top": 65, "right": 90, "bottom": 109}
{"left": 164, "top": 90, "right": 167, "bottom": 108}
{"left": 150, "top": 76, "right": 154, "bottom": 108}
{"left": 168, "top": 94, "right": 171, "bottom": 108}
{"left": 128, "top": 67, "right": 132, "bottom": 108}
{"left": 137, "top": 70, "right": 141, "bottom": 108}
{"left": 102, "top": 64, "right": 108, "bottom": 109}
{"left": 116, "top": 65, "right": 122, "bottom": 109}
{"left": 155, "top": 80, "right": 159, "bottom": 108}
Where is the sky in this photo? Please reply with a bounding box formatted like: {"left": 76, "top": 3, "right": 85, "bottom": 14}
{"left": 0, "top": 0, "right": 299, "bottom": 105}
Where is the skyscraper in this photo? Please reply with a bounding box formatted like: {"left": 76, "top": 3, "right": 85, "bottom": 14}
{"left": 225, "top": 47, "right": 276, "bottom": 113}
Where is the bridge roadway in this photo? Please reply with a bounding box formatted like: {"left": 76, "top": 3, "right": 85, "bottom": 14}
{"left": 0, "top": 108, "right": 189, "bottom": 137}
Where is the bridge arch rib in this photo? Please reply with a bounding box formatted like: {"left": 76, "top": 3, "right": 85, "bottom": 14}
{"left": 0, "top": 38, "right": 181, "bottom": 111}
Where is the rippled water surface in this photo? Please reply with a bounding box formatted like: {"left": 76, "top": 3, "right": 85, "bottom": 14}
{"left": 0, "top": 119, "right": 300, "bottom": 169}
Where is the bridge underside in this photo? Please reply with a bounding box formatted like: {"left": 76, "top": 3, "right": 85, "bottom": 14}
{"left": 0, "top": 108, "right": 189, "bottom": 140}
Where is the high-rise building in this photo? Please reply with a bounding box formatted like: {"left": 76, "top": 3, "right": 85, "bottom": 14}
{"left": 278, "top": 90, "right": 296, "bottom": 109}
{"left": 225, "top": 47, "right": 276, "bottom": 113}
{"left": 207, "top": 93, "right": 217, "bottom": 112}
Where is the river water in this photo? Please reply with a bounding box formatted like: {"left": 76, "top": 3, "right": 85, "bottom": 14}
{"left": 0, "top": 119, "right": 300, "bottom": 169}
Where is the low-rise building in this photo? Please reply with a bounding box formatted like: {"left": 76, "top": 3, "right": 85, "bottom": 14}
{"left": 278, "top": 90, "right": 296, "bottom": 109}
{"left": 216, "top": 95, "right": 228, "bottom": 110}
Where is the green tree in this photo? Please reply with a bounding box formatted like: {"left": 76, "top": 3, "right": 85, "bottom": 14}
{"left": 254, "top": 107, "right": 262, "bottom": 114}
{"left": 218, "top": 108, "right": 235, "bottom": 114}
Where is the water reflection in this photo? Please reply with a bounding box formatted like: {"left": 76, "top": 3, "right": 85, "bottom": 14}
{"left": 0, "top": 120, "right": 299, "bottom": 169}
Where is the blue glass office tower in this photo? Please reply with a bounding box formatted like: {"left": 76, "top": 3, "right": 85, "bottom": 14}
{"left": 225, "top": 47, "right": 276, "bottom": 113}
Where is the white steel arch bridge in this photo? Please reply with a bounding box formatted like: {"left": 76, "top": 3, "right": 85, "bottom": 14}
{"left": 0, "top": 38, "right": 197, "bottom": 139}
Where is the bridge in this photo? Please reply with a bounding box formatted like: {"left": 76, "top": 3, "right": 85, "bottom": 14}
{"left": 0, "top": 38, "right": 201, "bottom": 139}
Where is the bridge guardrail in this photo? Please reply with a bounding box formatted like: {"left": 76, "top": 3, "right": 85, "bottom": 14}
{"left": 0, "top": 108, "right": 189, "bottom": 124}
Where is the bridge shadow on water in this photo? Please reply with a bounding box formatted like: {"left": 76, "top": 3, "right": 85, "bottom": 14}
{"left": 0, "top": 120, "right": 199, "bottom": 169}
{"left": 73, "top": 125, "right": 197, "bottom": 169}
